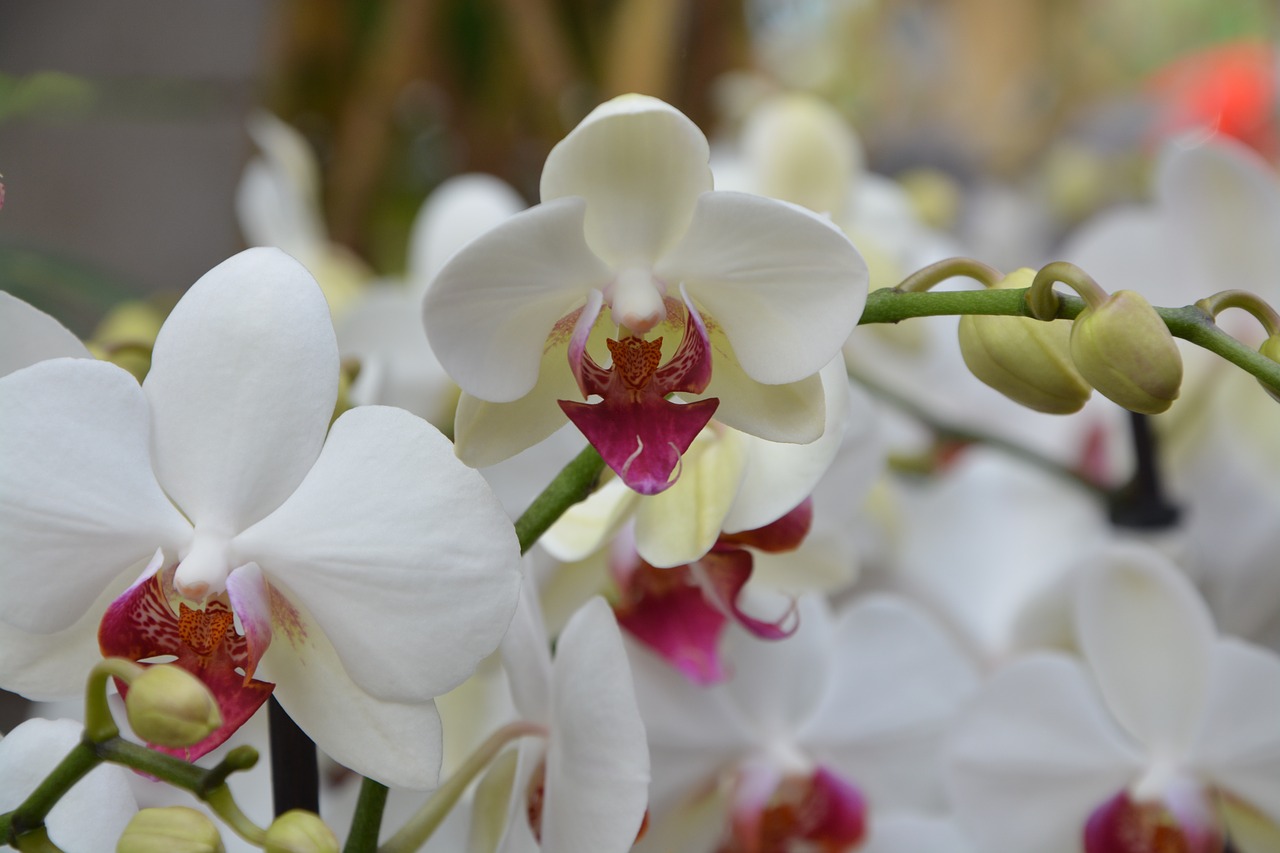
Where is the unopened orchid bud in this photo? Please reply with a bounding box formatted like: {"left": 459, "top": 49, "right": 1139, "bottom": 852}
{"left": 1070, "top": 290, "right": 1183, "bottom": 414}
{"left": 263, "top": 810, "right": 340, "bottom": 853}
{"left": 117, "top": 806, "right": 225, "bottom": 853}
{"left": 1258, "top": 335, "right": 1280, "bottom": 402}
{"left": 125, "top": 665, "right": 221, "bottom": 748}
{"left": 957, "top": 268, "right": 1092, "bottom": 414}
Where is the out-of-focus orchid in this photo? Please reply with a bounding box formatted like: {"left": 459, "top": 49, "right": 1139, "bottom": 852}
{"left": 0, "top": 248, "right": 522, "bottom": 789}
{"left": 631, "top": 594, "right": 979, "bottom": 853}
{"left": 425, "top": 94, "right": 868, "bottom": 495}
{"left": 0, "top": 718, "right": 138, "bottom": 853}
{"left": 338, "top": 173, "right": 525, "bottom": 429}
{"left": 947, "top": 542, "right": 1280, "bottom": 853}
{"left": 480, "top": 580, "right": 649, "bottom": 853}
{"left": 895, "top": 449, "right": 1112, "bottom": 668}
{"left": 236, "top": 112, "right": 371, "bottom": 315}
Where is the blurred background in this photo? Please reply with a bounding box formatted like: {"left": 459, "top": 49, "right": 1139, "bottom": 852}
{"left": 2, "top": 0, "right": 1278, "bottom": 340}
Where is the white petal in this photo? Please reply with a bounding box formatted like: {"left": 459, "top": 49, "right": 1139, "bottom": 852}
{"left": 1189, "top": 639, "right": 1280, "bottom": 825}
{"left": 626, "top": 638, "right": 753, "bottom": 815}
{"left": 723, "top": 595, "right": 833, "bottom": 740}
{"left": 453, "top": 361, "right": 580, "bottom": 469}
{"left": 634, "top": 427, "right": 749, "bottom": 568}
{"left": 1075, "top": 543, "right": 1215, "bottom": 758}
{"left": 259, "top": 598, "right": 444, "bottom": 790}
{"left": 237, "top": 112, "right": 327, "bottom": 255}
{"left": 1058, "top": 206, "right": 1191, "bottom": 306}
{"left": 408, "top": 173, "right": 527, "bottom": 287}
{"left": 799, "top": 595, "right": 980, "bottom": 810}
{"left": 946, "top": 654, "right": 1143, "bottom": 853}
{"left": 0, "top": 568, "right": 140, "bottom": 699}
{"left": 0, "top": 718, "right": 137, "bottom": 853}
{"left": 1158, "top": 136, "right": 1280, "bottom": 302}
{"left": 337, "top": 286, "right": 457, "bottom": 424}
{"left": 424, "top": 198, "right": 613, "bottom": 402}
{"left": 479, "top": 424, "right": 591, "bottom": 521}
{"left": 144, "top": 248, "right": 339, "bottom": 532}
{"left": 657, "top": 191, "right": 867, "bottom": 385}
{"left": 235, "top": 406, "right": 521, "bottom": 703}
{"left": 861, "top": 814, "right": 977, "bottom": 853}
{"left": 0, "top": 291, "right": 91, "bottom": 376}
{"left": 500, "top": 569, "right": 554, "bottom": 724}
{"left": 540, "top": 477, "right": 638, "bottom": 563}
{"left": 721, "top": 357, "right": 850, "bottom": 534}
{"left": 541, "top": 95, "right": 712, "bottom": 266}
{"left": 697, "top": 330, "right": 826, "bottom": 443}
{"left": 899, "top": 449, "right": 1108, "bottom": 661}
{"left": 543, "top": 598, "right": 650, "bottom": 853}
{"left": 0, "top": 359, "right": 191, "bottom": 632}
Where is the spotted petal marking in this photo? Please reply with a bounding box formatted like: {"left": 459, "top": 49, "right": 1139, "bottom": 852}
{"left": 561, "top": 293, "right": 718, "bottom": 494}
{"left": 99, "top": 569, "right": 274, "bottom": 761}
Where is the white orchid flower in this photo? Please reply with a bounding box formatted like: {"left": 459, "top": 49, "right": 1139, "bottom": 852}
{"left": 0, "top": 718, "right": 138, "bottom": 853}
{"left": 946, "top": 542, "right": 1280, "bottom": 853}
{"left": 0, "top": 248, "right": 522, "bottom": 789}
{"left": 425, "top": 94, "right": 868, "bottom": 495}
{"left": 631, "top": 594, "right": 979, "bottom": 852}
{"left": 482, "top": 578, "right": 649, "bottom": 853}
{"left": 339, "top": 173, "right": 526, "bottom": 428}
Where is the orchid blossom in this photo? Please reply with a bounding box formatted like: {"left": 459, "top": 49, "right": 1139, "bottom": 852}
{"left": 946, "top": 542, "right": 1280, "bottom": 853}
{"left": 425, "top": 94, "right": 868, "bottom": 495}
{"left": 0, "top": 249, "right": 522, "bottom": 789}
{"left": 630, "top": 594, "right": 978, "bottom": 852}
{"left": 481, "top": 578, "right": 649, "bottom": 853}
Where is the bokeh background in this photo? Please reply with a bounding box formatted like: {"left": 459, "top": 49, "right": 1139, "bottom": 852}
{"left": 2, "top": 0, "right": 1277, "bottom": 339}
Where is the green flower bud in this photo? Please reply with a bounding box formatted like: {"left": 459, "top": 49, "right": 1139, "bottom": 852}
{"left": 957, "top": 268, "right": 1092, "bottom": 414}
{"left": 117, "top": 806, "right": 225, "bottom": 853}
{"left": 263, "top": 811, "right": 340, "bottom": 853}
{"left": 1070, "top": 290, "right": 1183, "bottom": 414}
{"left": 125, "top": 665, "right": 221, "bottom": 748}
{"left": 1259, "top": 335, "right": 1280, "bottom": 403}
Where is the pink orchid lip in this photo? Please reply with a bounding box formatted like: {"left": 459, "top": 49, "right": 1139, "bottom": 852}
{"left": 560, "top": 290, "right": 717, "bottom": 495}
{"left": 1083, "top": 786, "right": 1224, "bottom": 853}
{"left": 725, "top": 764, "right": 867, "bottom": 853}
{"left": 99, "top": 566, "right": 274, "bottom": 761}
{"left": 612, "top": 500, "right": 812, "bottom": 684}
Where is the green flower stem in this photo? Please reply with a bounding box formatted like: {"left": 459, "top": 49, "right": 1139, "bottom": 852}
{"left": 83, "top": 658, "right": 143, "bottom": 743}
{"left": 0, "top": 738, "right": 266, "bottom": 851}
{"left": 894, "top": 256, "right": 1003, "bottom": 292}
{"left": 514, "top": 444, "right": 606, "bottom": 554}
{"left": 378, "top": 721, "right": 547, "bottom": 853}
{"left": 12, "top": 827, "right": 64, "bottom": 853}
{"left": 1027, "top": 261, "right": 1109, "bottom": 317}
{"left": 1195, "top": 289, "right": 1280, "bottom": 337}
{"left": 343, "top": 779, "right": 389, "bottom": 853}
{"left": 1, "top": 741, "right": 99, "bottom": 849}
{"left": 859, "top": 284, "right": 1280, "bottom": 395}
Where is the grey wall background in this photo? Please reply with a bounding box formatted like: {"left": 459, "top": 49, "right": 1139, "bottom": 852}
{"left": 0, "top": 1, "right": 273, "bottom": 332}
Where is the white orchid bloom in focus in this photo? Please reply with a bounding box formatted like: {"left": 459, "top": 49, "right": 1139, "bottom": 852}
{"left": 0, "top": 248, "right": 522, "bottom": 789}
{"left": 947, "top": 542, "right": 1280, "bottom": 853}
{"left": 425, "top": 94, "right": 868, "bottom": 495}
